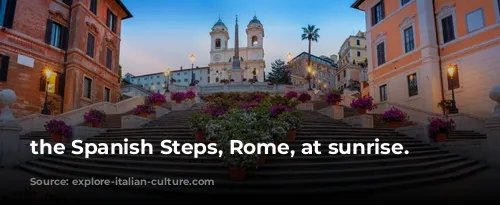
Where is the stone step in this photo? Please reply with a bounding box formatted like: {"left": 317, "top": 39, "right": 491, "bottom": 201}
{"left": 80, "top": 138, "right": 424, "bottom": 144}
{"left": 107, "top": 127, "right": 192, "bottom": 132}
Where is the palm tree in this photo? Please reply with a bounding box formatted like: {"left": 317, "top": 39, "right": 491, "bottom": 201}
{"left": 301, "top": 24, "right": 320, "bottom": 90}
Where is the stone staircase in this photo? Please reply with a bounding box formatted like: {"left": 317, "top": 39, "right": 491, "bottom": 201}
{"left": 16, "top": 105, "right": 488, "bottom": 197}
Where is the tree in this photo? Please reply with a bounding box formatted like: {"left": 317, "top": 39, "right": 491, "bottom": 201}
{"left": 267, "top": 59, "right": 291, "bottom": 85}
{"left": 118, "top": 64, "right": 123, "bottom": 83}
{"left": 301, "top": 24, "right": 320, "bottom": 90}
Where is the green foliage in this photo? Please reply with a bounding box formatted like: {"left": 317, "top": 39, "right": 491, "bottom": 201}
{"left": 301, "top": 24, "right": 320, "bottom": 42}
{"left": 267, "top": 59, "right": 291, "bottom": 85}
{"left": 187, "top": 113, "right": 212, "bottom": 132}
{"left": 277, "top": 111, "right": 303, "bottom": 131}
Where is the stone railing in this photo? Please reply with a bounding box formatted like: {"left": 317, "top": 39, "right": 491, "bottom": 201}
{"left": 17, "top": 95, "right": 145, "bottom": 134}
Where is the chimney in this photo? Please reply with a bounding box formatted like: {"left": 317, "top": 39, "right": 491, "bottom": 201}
{"left": 180, "top": 66, "right": 183, "bottom": 70}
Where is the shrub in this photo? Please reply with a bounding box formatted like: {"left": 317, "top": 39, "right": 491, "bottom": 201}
{"left": 297, "top": 92, "right": 311, "bottom": 103}
{"left": 185, "top": 90, "right": 196, "bottom": 100}
{"left": 380, "top": 107, "right": 408, "bottom": 122}
{"left": 428, "top": 117, "right": 456, "bottom": 136}
{"left": 147, "top": 93, "right": 167, "bottom": 104}
{"left": 134, "top": 104, "right": 155, "bottom": 115}
{"left": 285, "top": 91, "right": 298, "bottom": 100}
{"left": 188, "top": 113, "right": 212, "bottom": 132}
{"left": 44, "top": 119, "right": 72, "bottom": 138}
{"left": 170, "top": 92, "right": 186, "bottom": 102}
{"left": 325, "top": 92, "right": 342, "bottom": 105}
{"left": 269, "top": 104, "right": 292, "bottom": 118}
{"left": 350, "top": 96, "right": 377, "bottom": 110}
{"left": 83, "top": 109, "right": 106, "bottom": 124}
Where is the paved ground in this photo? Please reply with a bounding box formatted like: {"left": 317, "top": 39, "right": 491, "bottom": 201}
{"left": 1, "top": 167, "right": 499, "bottom": 202}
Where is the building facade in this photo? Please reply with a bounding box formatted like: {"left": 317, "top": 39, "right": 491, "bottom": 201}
{"left": 208, "top": 16, "right": 265, "bottom": 83}
{"left": 124, "top": 66, "right": 210, "bottom": 93}
{"left": 0, "top": 0, "right": 131, "bottom": 118}
{"left": 352, "top": 0, "right": 500, "bottom": 118}
{"left": 288, "top": 52, "right": 337, "bottom": 92}
{"left": 336, "top": 30, "right": 368, "bottom": 92}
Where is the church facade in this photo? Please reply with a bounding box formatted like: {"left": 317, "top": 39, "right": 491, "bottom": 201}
{"left": 208, "top": 16, "right": 265, "bottom": 83}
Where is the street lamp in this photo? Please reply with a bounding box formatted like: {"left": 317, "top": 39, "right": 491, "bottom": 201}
{"left": 287, "top": 52, "right": 292, "bottom": 62}
{"left": 307, "top": 66, "right": 312, "bottom": 90}
{"left": 41, "top": 68, "right": 53, "bottom": 115}
{"left": 447, "top": 65, "right": 459, "bottom": 114}
{"left": 189, "top": 54, "right": 196, "bottom": 86}
{"left": 164, "top": 68, "right": 171, "bottom": 93}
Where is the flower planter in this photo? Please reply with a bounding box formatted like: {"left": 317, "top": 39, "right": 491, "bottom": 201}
{"left": 51, "top": 133, "right": 63, "bottom": 143}
{"left": 229, "top": 167, "right": 246, "bottom": 181}
{"left": 91, "top": 122, "right": 102, "bottom": 128}
{"left": 357, "top": 108, "right": 367, "bottom": 115}
{"left": 435, "top": 133, "right": 447, "bottom": 142}
{"left": 258, "top": 153, "right": 266, "bottom": 165}
{"left": 195, "top": 131, "right": 204, "bottom": 141}
{"left": 175, "top": 100, "right": 182, "bottom": 104}
{"left": 153, "top": 102, "right": 162, "bottom": 106}
{"left": 331, "top": 101, "right": 340, "bottom": 105}
{"left": 387, "top": 121, "right": 401, "bottom": 128}
{"left": 286, "top": 130, "right": 296, "bottom": 141}
{"left": 139, "top": 112, "right": 148, "bottom": 118}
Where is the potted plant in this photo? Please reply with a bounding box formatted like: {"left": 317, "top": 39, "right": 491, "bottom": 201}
{"left": 381, "top": 106, "right": 408, "bottom": 128}
{"left": 437, "top": 99, "right": 453, "bottom": 115}
{"left": 83, "top": 109, "right": 106, "bottom": 128}
{"left": 242, "top": 78, "right": 247, "bottom": 82}
{"left": 285, "top": 91, "right": 298, "bottom": 100}
{"left": 325, "top": 92, "right": 342, "bottom": 105}
{"left": 222, "top": 151, "right": 259, "bottom": 181}
{"left": 44, "top": 119, "right": 72, "bottom": 143}
{"left": 269, "top": 104, "right": 292, "bottom": 118}
{"left": 147, "top": 93, "right": 167, "bottom": 106}
{"left": 188, "top": 113, "right": 212, "bottom": 141}
{"left": 170, "top": 92, "right": 186, "bottom": 104}
{"left": 278, "top": 112, "right": 302, "bottom": 141}
{"left": 428, "top": 117, "right": 456, "bottom": 142}
{"left": 248, "top": 78, "right": 257, "bottom": 84}
{"left": 134, "top": 104, "right": 155, "bottom": 118}
{"left": 297, "top": 92, "right": 312, "bottom": 103}
{"left": 350, "top": 96, "right": 377, "bottom": 114}
{"left": 185, "top": 90, "right": 196, "bottom": 101}
{"left": 220, "top": 79, "right": 229, "bottom": 85}
{"left": 230, "top": 79, "right": 235, "bottom": 83}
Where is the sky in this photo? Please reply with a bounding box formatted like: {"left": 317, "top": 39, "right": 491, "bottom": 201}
{"left": 119, "top": 0, "right": 366, "bottom": 76}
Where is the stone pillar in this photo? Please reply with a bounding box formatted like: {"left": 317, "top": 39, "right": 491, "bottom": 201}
{"left": 485, "top": 84, "right": 500, "bottom": 167}
{"left": 0, "top": 89, "right": 21, "bottom": 168}
{"left": 332, "top": 105, "right": 344, "bottom": 120}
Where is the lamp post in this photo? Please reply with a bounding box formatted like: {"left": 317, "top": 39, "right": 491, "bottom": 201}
{"left": 287, "top": 52, "right": 292, "bottom": 63}
{"left": 189, "top": 54, "right": 196, "bottom": 86}
{"left": 447, "top": 65, "right": 459, "bottom": 114}
{"left": 164, "top": 68, "right": 170, "bottom": 93}
{"left": 307, "top": 66, "right": 312, "bottom": 90}
{"left": 41, "top": 68, "right": 53, "bottom": 115}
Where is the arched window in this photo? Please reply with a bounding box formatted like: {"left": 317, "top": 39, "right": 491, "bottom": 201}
{"left": 252, "top": 36, "right": 258, "bottom": 45}
{"left": 215, "top": 38, "right": 221, "bottom": 49}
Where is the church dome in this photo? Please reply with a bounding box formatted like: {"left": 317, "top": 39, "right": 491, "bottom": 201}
{"left": 212, "top": 18, "right": 227, "bottom": 31}
{"left": 248, "top": 15, "right": 262, "bottom": 25}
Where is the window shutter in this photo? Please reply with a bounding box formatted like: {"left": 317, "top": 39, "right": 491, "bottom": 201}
{"left": 106, "top": 48, "right": 112, "bottom": 69}
{"left": 112, "top": 16, "right": 117, "bottom": 32}
{"left": 39, "top": 75, "right": 46, "bottom": 92}
{"left": 371, "top": 7, "right": 376, "bottom": 26}
{"left": 0, "top": 55, "right": 9, "bottom": 81}
{"left": 45, "top": 19, "right": 53, "bottom": 44}
{"left": 61, "top": 26, "right": 69, "bottom": 50}
{"left": 57, "top": 73, "right": 65, "bottom": 96}
{"left": 3, "top": 0, "right": 17, "bottom": 28}
{"left": 380, "top": 0, "right": 385, "bottom": 19}
{"left": 106, "top": 9, "right": 111, "bottom": 27}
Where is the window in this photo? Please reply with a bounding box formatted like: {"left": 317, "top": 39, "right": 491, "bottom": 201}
{"left": 107, "top": 9, "right": 117, "bottom": 32}
{"left": 376, "top": 42, "right": 386, "bottom": 66}
{"left": 45, "top": 20, "right": 68, "bottom": 49}
{"left": 498, "top": 0, "right": 500, "bottom": 15}
{"left": 215, "top": 38, "right": 221, "bottom": 49}
{"left": 401, "top": 0, "right": 410, "bottom": 6}
{"left": 379, "top": 84, "right": 387, "bottom": 102}
{"left": 0, "top": 54, "right": 9, "bottom": 81}
{"left": 252, "top": 36, "right": 258, "bottom": 45}
{"left": 0, "top": 0, "right": 16, "bottom": 28}
{"left": 83, "top": 77, "right": 92, "bottom": 99}
{"left": 441, "top": 15, "right": 455, "bottom": 43}
{"left": 184, "top": 79, "right": 188, "bottom": 82}
{"left": 216, "top": 77, "right": 219, "bottom": 82}
{"left": 104, "top": 87, "right": 110, "bottom": 102}
{"left": 356, "top": 39, "right": 360, "bottom": 45}
{"left": 447, "top": 67, "right": 460, "bottom": 90}
{"left": 357, "top": 51, "right": 361, "bottom": 57}
{"left": 86, "top": 33, "right": 95, "bottom": 57}
{"left": 89, "top": 0, "right": 97, "bottom": 15}
{"left": 407, "top": 73, "right": 418, "bottom": 97}
{"left": 62, "top": 0, "right": 72, "bottom": 6}
{"left": 343, "top": 70, "right": 346, "bottom": 77}
{"left": 371, "top": 1, "right": 385, "bottom": 26}
{"left": 404, "top": 26, "right": 415, "bottom": 53}
{"left": 106, "top": 48, "right": 112, "bottom": 70}
{"left": 46, "top": 74, "right": 57, "bottom": 93}
{"left": 466, "top": 9, "right": 484, "bottom": 33}
{"left": 208, "top": 76, "right": 210, "bottom": 83}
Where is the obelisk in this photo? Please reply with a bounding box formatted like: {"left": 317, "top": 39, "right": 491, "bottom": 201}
{"left": 231, "top": 15, "right": 242, "bottom": 82}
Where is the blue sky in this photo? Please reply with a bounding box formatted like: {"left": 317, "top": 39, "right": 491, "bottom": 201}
{"left": 119, "top": 0, "right": 366, "bottom": 76}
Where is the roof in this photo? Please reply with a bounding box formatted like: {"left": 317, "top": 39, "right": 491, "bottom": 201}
{"left": 213, "top": 18, "right": 227, "bottom": 28}
{"left": 116, "top": 0, "right": 133, "bottom": 19}
{"left": 351, "top": 0, "right": 366, "bottom": 10}
{"left": 248, "top": 15, "right": 261, "bottom": 25}
{"left": 289, "top": 52, "right": 336, "bottom": 67}
{"left": 171, "top": 66, "right": 210, "bottom": 72}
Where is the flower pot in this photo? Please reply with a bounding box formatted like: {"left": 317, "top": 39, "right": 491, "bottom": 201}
{"left": 138, "top": 112, "right": 148, "bottom": 118}
{"left": 175, "top": 100, "right": 182, "bottom": 104}
{"left": 229, "top": 167, "right": 246, "bottom": 181}
{"left": 258, "top": 153, "right": 266, "bottom": 165}
{"left": 286, "top": 130, "right": 296, "bottom": 141}
{"left": 195, "top": 131, "right": 204, "bottom": 141}
{"left": 435, "top": 133, "right": 447, "bottom": 142}
{"left": 357, "top": 108, "right": 367, "bottom": 115}
{"left": 91, "top": 122, "right": 102, "bottom": 128}
{"left": 331, "top": 101, "right": 340, "bottom": 105}
{"left": 153, "top": 102, "right": 162, "bottom": 106}
{"left": 387, "top": 121, "right": 401, "bottom": 128}
{"left": 51, "top": 133, "right": 63, "bottom": 143}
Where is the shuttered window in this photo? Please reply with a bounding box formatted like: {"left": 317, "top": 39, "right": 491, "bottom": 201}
{"left": 45, "top": 19, "right": 69, "bottom": 50}
{"left": 107, "top": 9, "right": 117, "bottom": 32}
{"left": 407, "top": 73, "right": 418, "bottom": 97}
{"left": 106, "top": 48, "right": 112, "bottom": 70}
{"left": 104, "top": 87, "right": 110, "bottom": 102}
{"left": 0, "top": 0, "right": 17, "bottom": 28}
{"left": 371, "top": 0, "right": 384, "bottom": 26}
{"left": 376, "top": 42, "right": 385, "bottom": 66}
{"left": 89, "top": 0, "right": 97, "bottom": 15}
{"left": 86, "top": 33, "right": 95, "bottom": 57}
{"left": 404, "top": 26, "right": 415, "bottom": 53}
{"left": 441, "top": 15, "right": 455, "bottom": 43}
{"left": 0, "top": 54, "right": 9, "bottom": 81}
{"left": 83, "top": 77, "right": 92, "bottom": 99}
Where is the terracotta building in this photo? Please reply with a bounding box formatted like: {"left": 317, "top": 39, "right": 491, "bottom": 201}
{"left": 288, "top": 52, "right": 337, "bottom": 92}
{"left": 0, "top": 0, "right": 132, "bottom": 118}
{"left": 336, "top": 30, "right": 368, "bottom": 92}
{"left": 351, "top": 0, "right": 500, "bottom": 118}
